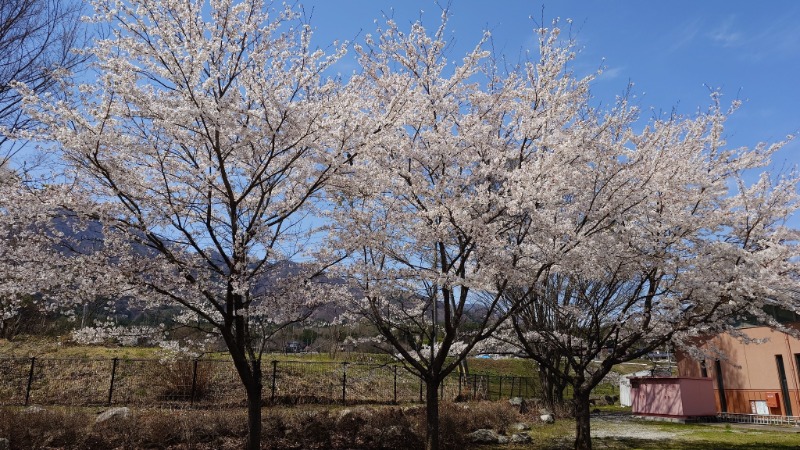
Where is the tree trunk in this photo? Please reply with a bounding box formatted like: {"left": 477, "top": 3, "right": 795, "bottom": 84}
{"left": 228, "top": 343, "right": 263, "bottom": 450}
{"left": 425, "top": 379, "right": 440, "bottom": 450}
{"left": 538, "top": 368, "right": 550, "bottom": 400}
{"left": 539, "top": 366, "right": 568, "bottom": 411}
{"left": 245, "top": 360, "right": 263, "bottom": 450}
{"left": 573, "top": 388, "right": 592, "bottom": 450}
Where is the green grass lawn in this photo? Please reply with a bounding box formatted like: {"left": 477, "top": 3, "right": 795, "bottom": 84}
{"left": 494, "top": 420, "right": 800, "bottom": 450}
{"left": 0, "top": 336, "right": 159, "bottom": 359}
{"left": 590, "top": 425, "right": 800, "bottom": 450}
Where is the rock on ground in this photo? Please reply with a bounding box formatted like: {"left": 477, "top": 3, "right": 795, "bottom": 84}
{"left": 510, "top": 432, "right": 532, "bottom": 444}
{"left": 467, "top": 429, "right": 504, "bottom": 444}
{"left": 96, "top": 407, "right": 131, "bottom": 423}
{"left": 508, "top": 397, "right": 530, "bottom": 413}
{"left": 509, "top": 422, "right": 531, "bottom": 432}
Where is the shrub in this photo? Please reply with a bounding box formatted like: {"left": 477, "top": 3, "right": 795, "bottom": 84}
{"left": 0, "top": 401, "right": 520, "bottom": 449}
{"left": 434, "top": 401, "right": 522, "bottom": 449}
{"left": 150, "top": 359, "right": 214, "bottom": 402}
{"left": 0, "top": 407, "right": 90, "bottom": 449}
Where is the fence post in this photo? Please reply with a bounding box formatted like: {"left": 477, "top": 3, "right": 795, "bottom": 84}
{"left": 498, "top": 376, "right": 503, "bottom": 401}
{"left": 393, "top": 366, "right": 398, "bottom": 404}
{"left": 418, "top": 377, "right": 423, "bottom": 403}
{"left": 190, "top": 359, "right": 198, "bottom": 405}
{"left": 472, "top": 374, "right": 477, "bottom": 400}
{"left": 458, "top": 373, "right": 462, "bottom": 398}
{"left": 510, "top": 377, "right": 515, "bottom": 399}
{"left": 341, "top": 362, "right": 348, "bottom": 404}
{"left": 107, "top": 357, "right": 118, "bottom": 406}
{"left": 270, "top": 360, "right": 278, "bottom": 402}
{"left": 24, "top": 357, "right": 35, "bottom": 406}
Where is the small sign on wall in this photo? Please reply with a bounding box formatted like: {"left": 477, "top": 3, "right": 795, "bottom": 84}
{"left": 766, "top": 392, "right": 780, "bottom": 408}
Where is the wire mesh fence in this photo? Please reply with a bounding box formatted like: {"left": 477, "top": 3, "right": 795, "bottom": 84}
{"left": 0, "top": 356, "right": 613, "bottom": 408}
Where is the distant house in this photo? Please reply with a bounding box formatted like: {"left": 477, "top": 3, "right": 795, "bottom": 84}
{"left": 285, "top": 340, "right": 304, "bottom": 353}
{"left": 677, "top": 323, "right": 800, "bottom": 417}
{"left": 646, "top": 351, "right": 673, "bottom": 362}
{"left": 620, "top": 370, "right": 654, "bottom": 407}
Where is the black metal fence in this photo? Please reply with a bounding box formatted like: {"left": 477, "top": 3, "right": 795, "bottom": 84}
{"left": 0, "top": 356, "right": 592, "bottom": 408}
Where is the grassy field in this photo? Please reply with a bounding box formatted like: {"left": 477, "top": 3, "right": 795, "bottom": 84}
{"left": 0, "top": 336, "right": 647, "bottom": 408}
{"left": 0, "top": 336, "right": 160, "bottom": 359}
{"left": 490, "top": 419, "right": 800, "bottom": 449}
{"left": 590, "top": 422, "right": 800, "bottom": 450}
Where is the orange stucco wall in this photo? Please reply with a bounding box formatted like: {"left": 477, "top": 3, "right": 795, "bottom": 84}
{"left": 677, "top": 326, "right": 800, "bottom": 416}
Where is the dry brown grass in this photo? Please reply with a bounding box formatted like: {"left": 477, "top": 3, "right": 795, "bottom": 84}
{"left": 0, "top": 401, "right": 527, "bottom": 450}
{"left": 0, "top": 407, "right": 248, "bottom": 450}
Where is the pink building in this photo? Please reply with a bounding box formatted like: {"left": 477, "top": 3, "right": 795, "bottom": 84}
{"left": 630, "top": 377, "right": 717, "bottom": 418}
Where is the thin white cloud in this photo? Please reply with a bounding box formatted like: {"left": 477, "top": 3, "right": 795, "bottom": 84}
{"left": 599, "top": 66, "right": 625, "bottom": 80}
{"left": 705, "top": 14, "right": 800, "bottom": 61}
{"left": 708, "top": 16, "right": 742, "bottom": 47}
{"left": 667, "top": 18, "right": 701, "bottom": 52}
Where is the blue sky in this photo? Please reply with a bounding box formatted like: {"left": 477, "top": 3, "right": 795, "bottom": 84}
{"left": 303, "top": 1, "right": 800, "bottom": 173}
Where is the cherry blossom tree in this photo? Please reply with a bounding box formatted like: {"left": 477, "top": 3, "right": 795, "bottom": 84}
{"left": 329, "top": 18, "right": 600, "bottom": 450}
{"left": 0, "top": 0, "right": 87, "bottom": 163}
{"left": 0, "top": 173, "right": 112, "bottom": 339}
{"left": 18, "top": 0, "right": 352, "bottom": 447}
{"left": 0, "top": 0, "right": 88, "bottom": 331}
{"left": 498, "top": 94, "right": 799, "bottom": 450}
{"left": 0, "top": 171, "right": 51, "bottom": 338}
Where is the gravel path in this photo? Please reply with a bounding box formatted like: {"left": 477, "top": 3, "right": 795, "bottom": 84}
{"left": 588, "top": 413, "right": 688, "bottom": 441}
{"left": 590, "top": 420, "right": 687, "bottom": 440}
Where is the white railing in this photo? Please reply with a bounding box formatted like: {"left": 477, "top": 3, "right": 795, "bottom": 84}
{"left": 718, "top": 412, "right": 800, "bottom": 425}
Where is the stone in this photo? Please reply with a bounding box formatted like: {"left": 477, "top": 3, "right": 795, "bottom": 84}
{"left": 95, "top": 407, "right": 130, "bottom": 423}
{"left": 604, "top": 395, "right": 615, "bottom": 405}
{"left": 540, "top": 413, "right": 555, "bottom": 424}
{"left": 508, "top": 397, "right": 529, "bottom": 413}
{"left": 336, "top": 406, "right": 370, "bottom": 429}
{"left": 510, "top": 433, "right": 533, "bottom": 444}
{"left": 24, "top": 406, "right": 46, "bottom": 414}
{"left": 509, "top": 422, "right": 531, "bottom": 432}
{"left": 467, "top": 429, "right": 503, "bottom": 444}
